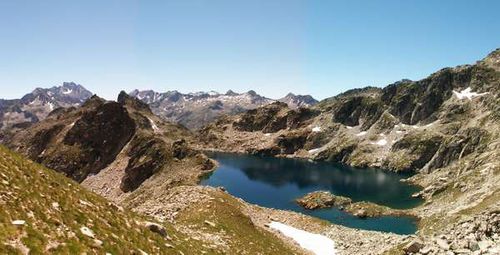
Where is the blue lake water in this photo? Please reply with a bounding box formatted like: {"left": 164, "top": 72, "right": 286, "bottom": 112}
{"left": 201, "top": 152, "right": 423, "bottom": 235}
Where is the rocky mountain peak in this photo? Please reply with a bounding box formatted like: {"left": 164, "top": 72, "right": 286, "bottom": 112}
{"left": 118, "top": 91, "right": 151, "bottom": 113}
{"left": 481, "top": 48, "right": 500, "bottom": 71}
{"left": 0, "top": 82, "right": 93, "bottom": 130}
{"left": 225, "top": 90, "right": 238, "bottom": 96}
{"left": 278, "top": 93, "right": 319, "bottom": 109}
{"left": 246, "top": 90, "right": 258, "bottom": 97}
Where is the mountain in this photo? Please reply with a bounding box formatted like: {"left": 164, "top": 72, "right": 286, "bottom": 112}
{"left": 4, "top": 91, "right": 214, "bottom": 189}
{"left": 0, "top": 82, "right": 92, "bottom": 130}
{"left": 278, "top": 93, "right": 318, "bottom": 108}
{"left": 1, "top": 92, "right": 305, "bottom": 254}
{"left": 197, "top": 49, "right": 500, "bottom": 253}
{"left": 129, "top": 89, "right": 317, "bottom": 130}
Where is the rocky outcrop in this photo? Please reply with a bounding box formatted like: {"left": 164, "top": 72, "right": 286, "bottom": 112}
{"left": 425, "top": 127, "right": 490, "bottom": 171}
{"left": 233, "top": 102, "right": 289, "bottom": 132}
{"left": 296, "top": 191, "right": 352, "bottom": 210}
{"left": 120, "top": 136, "right": 168, "bottom": 192}
{"left": 60, "top": 102, "right": 136, "bottom": 181}
{"left": 403, "top": 209, "right": 499, "bottom": 254}
{"left": 387, "top": 133, "right": 443, "bottom": 171}
{"left": 5, "top": 92, "right": 215, "bottom": 194}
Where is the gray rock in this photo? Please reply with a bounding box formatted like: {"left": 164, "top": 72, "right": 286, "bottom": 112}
{"left": 419, "top": 246, "right": 432, "bottom": 254}
{"left": 435, "top": 238, "right": 450, "bottom": 250}
{"left": 144, "top": 222, "right": 168, "bottom": 237}
{"left": 403, "top": 239, "right": 424, "bottom": 253}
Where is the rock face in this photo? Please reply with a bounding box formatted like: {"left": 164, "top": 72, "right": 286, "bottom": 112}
{"left": 5, "top": 91, "right": 215, "bottom": 193}
{"left": 295, "top": 191, "right": 352, "bottom": 210}
{"left": 0, "top": 82, "right": 92, "bottom": 131}
{"left": 129, "top": 89, "right": 317, "bottom": 130}
{"left": 197, "top": 49, "right": 500, "bottom": 174}
{"left": 278, "top": 93, "right": 319, "bottom": 109}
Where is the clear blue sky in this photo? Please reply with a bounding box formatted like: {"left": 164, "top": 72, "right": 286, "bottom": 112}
{"left": 0, "top": 0, "right": 498, "bottom": 100}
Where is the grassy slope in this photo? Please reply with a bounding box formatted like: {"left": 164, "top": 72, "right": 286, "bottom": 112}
{"left": 0, "top": 145, "right": 210, "bottom": 254}
{"left": 0, "top": 145, "right": 298, "bottom": 254}
{"left": 175, "top": 190, "right": 301, "bottom": 255}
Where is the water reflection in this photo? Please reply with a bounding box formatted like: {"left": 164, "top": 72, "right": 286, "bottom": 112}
{"left": 202, "top": 152, "right": 423, "bottom": 234}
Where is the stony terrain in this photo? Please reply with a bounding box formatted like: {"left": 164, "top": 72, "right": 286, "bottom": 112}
{"left": 197, "top": 49, "right": 500, "bottom": 253}
{"left": 0, "top": 82, "right": 92, "bottom": 131}
{"left": 129, "top": 89, "right": 317, "bottom": 130}
{"left": 296, "top": 191, "right": 352, "bottom": 210}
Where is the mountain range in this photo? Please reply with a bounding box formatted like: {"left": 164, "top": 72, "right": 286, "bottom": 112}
{"left": 129, "top": 89, "right": 318, "bottom": 130}
{"left": 1, "top": 48, "right": 499, "bottom": 254}
{"left": 0, "top": 82, "right": 92, "bottom": 130}
{"left": 0, "top": 84, "right": 317, "bottom": 132}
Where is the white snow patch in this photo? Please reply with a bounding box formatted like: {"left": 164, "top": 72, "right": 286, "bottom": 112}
{"left": 12, "top": 220, "right": 26, "bottom": 225}
{"left": 453, "top": 87, "right": 489, "bottom": 100}
{"left": 371, "top": 139, "right": 388, "bottom": 146}
{"left": 63, "top": 89, "right": 72, "bottom": 94}
{"left": 308, "top": 148, "right": 320, "bottom": 154}
{"left": 356, "top": 131, "right": 367, "bottom": 137}
{"left": 148, "top": 118, "right": 160, "bottom": 132}
{"left": 264, "top": 133, "right": 271, "bottom": 137}
{"left": 345, "top": 126, "right": 353, "bottom": 129}
{"left": 48, "top": 102, "right": 55, "bottom": 110}
{"left": 312, "top": 126, "right": 322, "bottom": 132}
{"left": 395, "top": 130, "right": 404, "bottom": 134}
{"left": 269, "top": 221, "right": 336, "bottom": 255}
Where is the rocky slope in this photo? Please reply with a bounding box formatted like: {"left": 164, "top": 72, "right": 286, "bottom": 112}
{"left": 129, "top": 89, "right": 317, "bottom": 130}
{"left": 4, "top": 91, "right": 214, "bottom": 192}
{"left": 0, "top": 82, "right": 92, "bottom": 131}
{"left": 197, "top": 49, "right": 500, "bottom": 253}
{"left": 2, "top": 93, "right": 311, "bottom": 254}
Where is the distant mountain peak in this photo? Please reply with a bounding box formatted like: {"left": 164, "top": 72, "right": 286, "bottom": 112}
{"left": 0, "top": 82, "right": 93, "bottom": 130}
{"left": 278, "top": 93, "right": 318, "bottom": 108}
{"left": 225, "top": 90, "right": 238, "bottom": 96}
{"left": 128, "top": 88, "right": 317, "bottom": 129}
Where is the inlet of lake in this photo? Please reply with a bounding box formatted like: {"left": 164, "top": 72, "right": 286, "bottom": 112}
{"left": 201, "top": 152, "right": 423, "bottom": 235}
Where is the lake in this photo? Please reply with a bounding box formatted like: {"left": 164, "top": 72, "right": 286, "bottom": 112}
{"left": 201, "top": 152, "right": 423, "bottom": 235}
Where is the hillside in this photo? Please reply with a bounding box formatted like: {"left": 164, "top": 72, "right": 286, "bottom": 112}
{"left": 197, "top": 49, "right": 500, "bottom": 254}
{"left": 129, "top": 89, "right": 317, "bottom": 130}
{"left": 0, "top": 145, "right": 206, "bottom": 254}
{"left": 1, "top": 92, "right": 311, "bottom": 254}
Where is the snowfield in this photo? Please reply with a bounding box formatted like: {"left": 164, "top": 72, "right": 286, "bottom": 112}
{"left": 453, "top": 87, "right": 489, "bottom": 100}
{"left": 312, "top": 126, "right": 322, "bottom": 132}
{"left": 148, "top": 118, "right": 160, "bottom": 132}
{"left": 371, "top": 139, "right": 388, "bottom": 146}
{"left": 308, "top": 148, "right": 320, "bottom": 154}
{"left": 269, "top": 222, "right": 336, "bottom": 255}
{"left": 356, "top": 131, "right": 367, "bottom": 136}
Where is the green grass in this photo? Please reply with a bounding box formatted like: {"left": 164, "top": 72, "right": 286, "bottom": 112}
{"left": 0, "top": 145, "right": 209, "bottom": 254}
{"left": 175, "top": 191, "right": 298, "bottom": 255}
